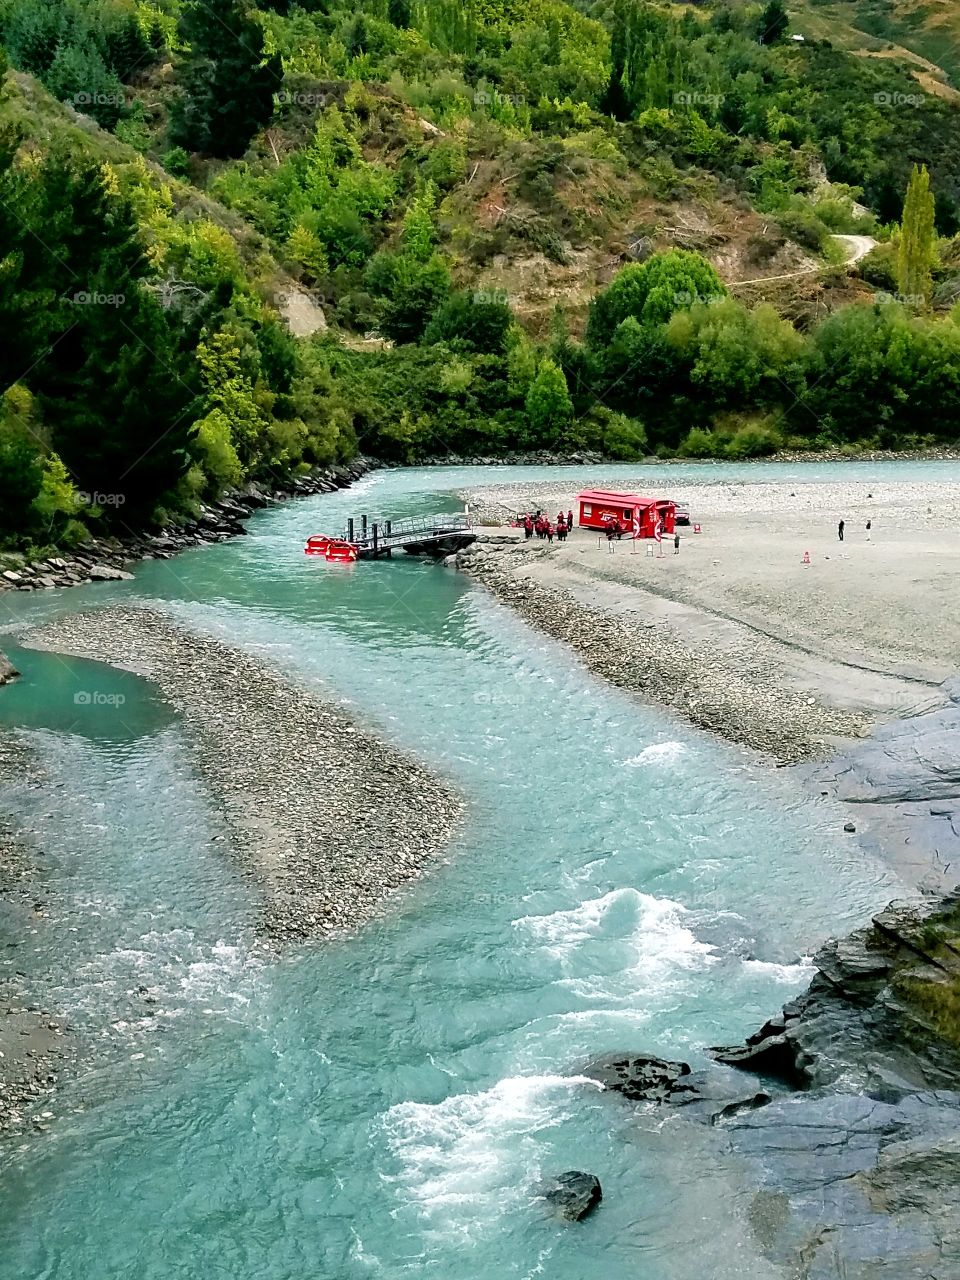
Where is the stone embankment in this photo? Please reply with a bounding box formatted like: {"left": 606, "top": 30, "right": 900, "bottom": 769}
{"left": 21, "top": 607, "right": 462, "bottom": 944}
{"left": 586, "top": 892, "right": 960, "bottom": 1278}
{"left": 455, "top": 537, "right": 864, "bottom": 763}
{"left": 0, "top": 459, "right": 374, "bottom": 596}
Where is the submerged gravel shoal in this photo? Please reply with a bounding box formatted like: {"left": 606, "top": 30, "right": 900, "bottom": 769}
{"left": 457, "top": 540, "right": 867, "bottom": 763}
{"left": 22, "top": 607, "right": 463, "bottom": 943}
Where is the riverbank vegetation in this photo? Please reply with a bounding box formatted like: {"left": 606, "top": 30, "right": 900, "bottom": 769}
{"left": 1, "top": 0, "right": 960, "bottom": 548}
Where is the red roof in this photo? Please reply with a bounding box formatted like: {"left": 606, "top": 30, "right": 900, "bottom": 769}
{"left": 577, "top": 489, "right": 656, "bottom": 506}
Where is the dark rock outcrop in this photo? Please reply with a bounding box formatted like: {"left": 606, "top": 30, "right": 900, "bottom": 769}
{"left": 0, "top": 651, "right": 17, "bottom": 684}
{"left": 710, "top": 893, "right": 960, "bottom": 1093}
{"left": 725, "top": 1090, "right": 960, "bottom": 1278}
{"left": 543, "top": 1171, "right": 602, "bottom": 1221}
{"left": 583, "top": 895, "right": 960, "bottom": 1276}
{"left": 584, "top": 1053, "right": 694, "bottom": 1102}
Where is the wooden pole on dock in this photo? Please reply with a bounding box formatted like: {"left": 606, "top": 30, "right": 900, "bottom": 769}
{"left": 372, "top": 522, "right": 379, "bottom": 556}
{"left": 361, "top": 515, "right": 368, "bottom": 540}
{"left": 385, "top": 520, "right": 392, "bottom": 559}
{"left": 347, "top": 518, "right": 354, "bottom": 543}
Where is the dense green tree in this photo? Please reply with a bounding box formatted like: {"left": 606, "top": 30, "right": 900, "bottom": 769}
{"left": 803, "top": 304, "right": 960, "bottom": 444}
{"left": 45, "top": 41, "right": 126, "bottom": 128}
{"left": 0, "top": 146, "right": 196, "bottom": 516}
{"left": 525, "top": 358, "right": 573, "bottom": 442}
{"left": 423, "top": 291, "right": 513, "bottom": 354}
{"left": 0, "top": 391, "right": 45, "bottom": 536}
{"left": 388, "top": 0, "right": 411, "bottom": 28}
{"left": 3, "top": 0, "right": 62, "bottom": 74}
{"left": 367, "top": 252, "right": 451, "bottom": 344}
{"left": 586, "top": 252, "right": 726, "bottom": 349}
{"left": 666, "top": 299, "right": 806, "bottom": 407}
{"left": 897, "top": 165, "right": 936, "bottom": 308}
{"left": 170, "top": 0, "right": 281, "bottom": 159}
{"left": 756, "top": 0, "right": 789, "bottom": 45}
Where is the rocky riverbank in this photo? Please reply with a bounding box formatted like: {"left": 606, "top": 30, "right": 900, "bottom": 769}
{"left": 420, "top": 449, "right": 606, "bottom": 467}
{"left": 20, "top": 607, "right": 463, "bottom": 944}
{"left": 584, "top": 892, "right": 960, "bottom": 1278}
{"left": 455, "top": 536, "right": 864, "bottom": 762}
{"left": 0, "top": 458, "right": 375, "bottom": 596}
{"left": 0, "top": 736, "right": 76, "bottom": 1139}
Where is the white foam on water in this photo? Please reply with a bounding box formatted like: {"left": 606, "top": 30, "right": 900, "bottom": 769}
{"left": 621, "top": 741, "right": 688, "bottom": 767}
{"left": 59, "top": 930, "right": 263, "bottom": 1030}
{"left": 742, "top": 957, "right": 815, "bottom": 984}
{"left": 515, "top": 887, "right": 715, "bottom": 978}
{"left": 379, "top": 1074, "right": 603, "bottom": 1234}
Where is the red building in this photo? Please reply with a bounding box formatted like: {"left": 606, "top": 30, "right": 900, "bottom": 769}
{"left": 576, "top": 490, "right": 676, "bottom": 537}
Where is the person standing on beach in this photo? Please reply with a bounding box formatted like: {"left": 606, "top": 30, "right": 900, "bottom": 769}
{"left": 674, "top": 532, "right": 680, "bottom": 554}
{"left": 866, "top": 519, "right": 871, "bottom": 540}
{"left": 838, "top": 519, "right": 845, "bottom": 542}
{"left": 567, "top": 509, "right": 574, "bottom": 532}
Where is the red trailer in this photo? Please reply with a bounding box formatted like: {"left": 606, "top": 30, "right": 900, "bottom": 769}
{"left": 576, "top": 490, "right": 676, "bottom": 537}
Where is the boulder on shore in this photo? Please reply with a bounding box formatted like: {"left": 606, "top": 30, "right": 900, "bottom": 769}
{"left": 543, "top": 1171, "right": 602, "bottom": 1221}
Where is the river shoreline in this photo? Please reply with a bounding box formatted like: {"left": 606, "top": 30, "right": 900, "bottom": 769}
{"left": 0, "top": 601, "right": 464, "bottom": 1131}
{"left": 0, "top": 737, "right": 76, "bottom": 1139}
{"left": 453, "top": 534, "right": 960, "bottom": 891}
{"left": 19, "top": 606, "right": 463, "bottom": 945}
{"left": 0, "top": 457, "right": 376, "bottom": 597}
{"left": 452, "top": 465, "right": 960, "bottom": 891}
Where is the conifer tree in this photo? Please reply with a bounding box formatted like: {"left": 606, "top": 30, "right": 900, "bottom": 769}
{"left": 756, "top": 0, "right": 789, "bottom": 45}
{"left": 170, "top": 0, "right": 281, "bottom": 159}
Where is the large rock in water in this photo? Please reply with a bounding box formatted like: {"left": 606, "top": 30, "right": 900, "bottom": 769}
{"left": 0, "top": 650, "right": 18, "bottom": 684}
{"left": 583, "top": 1053, "right": 694, "bottom": 1102}
{"left": 580, "top": 894, "right": 960, "bottom": 1277}
{"left": 543, "top": 1171, "right": 602, "bottom": 1221}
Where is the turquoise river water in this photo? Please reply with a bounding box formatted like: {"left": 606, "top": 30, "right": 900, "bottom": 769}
{"left": 0, "top": 461, "right": 950, "bottom": 1280}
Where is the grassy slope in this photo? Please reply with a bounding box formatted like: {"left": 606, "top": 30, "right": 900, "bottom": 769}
{"left": 794, "top": 0, "right": 960, "bottom": 91}
{"left": 1, "top": 70, "right": 301, "bottom": 311}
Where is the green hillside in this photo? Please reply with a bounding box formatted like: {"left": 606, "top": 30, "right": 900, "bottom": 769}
{"left": 2, "top": 0, "right": 960, "bottom": 551}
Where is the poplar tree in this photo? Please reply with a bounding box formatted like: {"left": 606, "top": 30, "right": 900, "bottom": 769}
{"left": 897, "top": 164, "right": 936, "bottom": 309}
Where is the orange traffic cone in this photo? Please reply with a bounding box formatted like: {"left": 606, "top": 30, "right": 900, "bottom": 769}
{"left": 801, "top": 550, "right": 811, "bottom": 565}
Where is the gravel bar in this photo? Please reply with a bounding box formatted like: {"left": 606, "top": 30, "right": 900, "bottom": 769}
{"left": 21, "top": 607, "right": 463, "bottom": 944}
{"left": 456, "top": 539, "right": 866, "bottom": 763}
{"left": 0, "top": 733, "right": 76, "bottom": 1138}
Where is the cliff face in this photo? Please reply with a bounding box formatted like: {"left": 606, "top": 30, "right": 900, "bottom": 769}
{"left": 706, "top": 896, "right": 960, "bottom": 1278}
{"left": 590, "top": 893, "right": 960, "bottom": 1278}
{"left": 713, "top": 892, "right": 960, "bottom": 1093}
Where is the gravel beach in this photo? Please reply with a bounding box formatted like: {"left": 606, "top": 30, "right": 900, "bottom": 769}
{"left": 456, "top": 536, "right": 867, "bottom": 762}
{"left": 458, "top": 475, "right": 960, "bottom": 756}
{"left": 0, "top": 734, "right": 75, "bottom": 1137}
{"left": 20, "top": 607, "right": 463, "bottom": 944}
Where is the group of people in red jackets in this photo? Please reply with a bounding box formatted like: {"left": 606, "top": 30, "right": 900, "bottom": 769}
{"left": 520, "top": 508, "right": 575, "bottom": 544}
